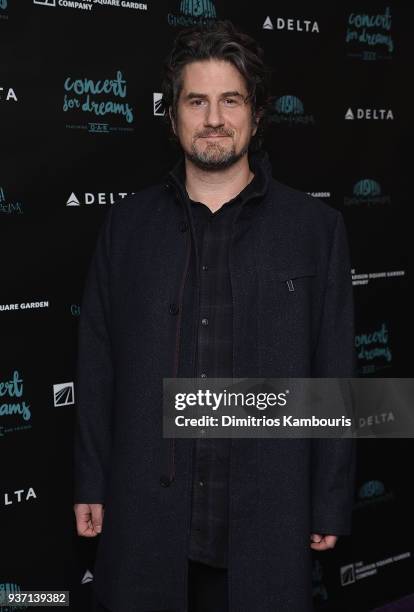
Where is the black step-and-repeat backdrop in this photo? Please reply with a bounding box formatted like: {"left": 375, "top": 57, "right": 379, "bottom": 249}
{"left": 1, "top": 2, "right": 411, "bottom": 611}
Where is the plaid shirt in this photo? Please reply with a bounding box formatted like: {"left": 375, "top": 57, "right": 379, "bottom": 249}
{"left": 186, "top": 167, "right": 263, "bottom": 568}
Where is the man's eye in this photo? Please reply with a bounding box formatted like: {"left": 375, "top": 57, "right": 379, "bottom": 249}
{"left": 224, "top": 98, "right": 237, "bottom": 105}
{"left": 190, "top": 99, "right": 204, "bottom": 106}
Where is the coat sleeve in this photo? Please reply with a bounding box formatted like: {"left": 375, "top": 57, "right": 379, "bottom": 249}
{"left": 73, "top": 207, "right": 115, "bottom": 505}
{"left": 310, "top": 211, "right": 357, "bottom": 535}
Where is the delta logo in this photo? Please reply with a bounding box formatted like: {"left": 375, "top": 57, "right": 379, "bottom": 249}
{"left": 345, "top": 107, "right": 394, "bottom": 120}
{"left": 167, "top": 0, "right": 217, "bottom": 27}
{"left": 262, "top": 15, "right": 319, "bottom": 33}
{"left": 66, "top": 192, "right": 133, "bottom": 206}
{"left": 270, "top": 95, "right": 315, "bottom": 126}
{"left": 0, "top": 86, "right": 18, "bottom": 102}
{"left": 344, "top": 179, "right": 391, "bottom": 206}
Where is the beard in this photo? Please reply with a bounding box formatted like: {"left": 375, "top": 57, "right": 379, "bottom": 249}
{"left": 185, "top": 134, "right": 251, "bottom": 171}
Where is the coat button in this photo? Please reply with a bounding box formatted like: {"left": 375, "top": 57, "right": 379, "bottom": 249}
{"left": 180, "top": 221, "right": 189, "bottom": 232}
{"left": 164, "top": 182, "right": 171, "bottom": 191}
{"left": 169, "top": 303, "right": 179, "bottom": 315}
{"left": 201, "top": 317, "right": 209, "bottom": 326}
{"left": 160, "top": 476, "right": 171, "bottom": 487}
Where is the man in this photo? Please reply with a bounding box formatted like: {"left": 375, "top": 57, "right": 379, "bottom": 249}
{"left": 74, "top": 20, "right": 356, "bottom": 612}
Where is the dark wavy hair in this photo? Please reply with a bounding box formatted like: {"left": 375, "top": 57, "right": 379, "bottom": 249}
{"left": 160, "top": 19, "right": 274, "bottom": 152}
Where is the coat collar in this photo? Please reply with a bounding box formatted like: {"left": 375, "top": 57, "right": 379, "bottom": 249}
{"left": 165, "top": 148, "right": 272, "bottom": 209}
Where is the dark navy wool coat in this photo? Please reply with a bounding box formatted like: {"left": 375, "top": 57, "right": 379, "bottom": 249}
{"left": 74, "top": 149, "right": 357, "bottom": 612}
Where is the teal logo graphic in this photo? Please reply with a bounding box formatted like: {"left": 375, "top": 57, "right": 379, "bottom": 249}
{"left": 180, "top": 0, "right": 215, "bottom": 17}
{"left": 0, "top": 0, "right": 7, "bottom": 21}
{"left": 0, "top": 370, "right": 32, "bottom": 437}
{"left": 354, "top": 179, "right": 381, "bottom": 197}
{"left": 276, "top": 95, "right": 304, "bottom": 115}
{"left": 270, "top": 95, "right": 315, "bottom": 125}
{"left": 0, "top": 582, "right": 28, "bottom": 611}
{"left": 63, "top": 70, "right": 134, "bottom": 133}
{"left": 168, "top": 0, "right": 217, "bottom": 27}
{"left": 71, "top": 304, "right": 81, "bottom": 316}
{"left": 345, "top": 179, "right": 390, "bottom": 206}
{"left": 359, "top": 480, "right": 385, "bottom": 499}
{"left": 346, "top": 7, "right": 393, "bottom": 61}
{"left": 355, "top": 479, "right": 394, "bottom": 509}
{"left": 355, "top": 322, "right": 392, "bottom": 375}
{"left": 0, "top": 187, "right": 23, "bottom": 214}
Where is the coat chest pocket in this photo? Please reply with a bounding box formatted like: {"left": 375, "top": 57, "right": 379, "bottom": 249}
{"left": 259, "top": 265, "right": 318, "bottom": 313}
{"left": 258, "top": 265, "right": 318, "bottom": 353}
{"left": 273, "top": 265, "right": 317, "bottom": 292}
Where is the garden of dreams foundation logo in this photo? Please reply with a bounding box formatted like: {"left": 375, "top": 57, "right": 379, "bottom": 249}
{"left": 167, "top": 0, "right": 217, "bottom": 27}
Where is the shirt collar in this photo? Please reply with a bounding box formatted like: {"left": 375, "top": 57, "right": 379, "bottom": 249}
{"left": 166, "top": 148, "right": 272, "bottom": 208}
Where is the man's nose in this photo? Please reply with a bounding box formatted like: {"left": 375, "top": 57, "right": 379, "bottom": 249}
{"left": 204, "top": 101, "right": 224, "bottom": 127}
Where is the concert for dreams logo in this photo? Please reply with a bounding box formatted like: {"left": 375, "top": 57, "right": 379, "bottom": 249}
{"left": 63, "top": 69, "right": 135, "bottom": 133}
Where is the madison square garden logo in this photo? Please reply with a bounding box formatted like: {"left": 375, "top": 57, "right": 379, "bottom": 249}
{"left": 53, "top": 382, "right": 75, "bottom": 407}
{"left": 33, "top": 0, "right": 147, "bottom": 13}
{"left": 269, "top": 95, "right": 315, "bottom": 126}
{"left": 340, "top": 551, "right": 412, "bottom": 587}
{"left": 345, "top": 179, "right": 391, "bottom": 207}
{"left": 167, "top": 0, "right": 217, "bottom": 27}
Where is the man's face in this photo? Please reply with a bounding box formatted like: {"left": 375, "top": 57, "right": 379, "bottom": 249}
{"left": 169, "top": 59, "right": 259, "bottom": 171}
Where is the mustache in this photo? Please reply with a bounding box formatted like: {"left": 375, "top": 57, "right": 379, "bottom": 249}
{"left": 198, "top": 130, "right": 233, "bottom": 137}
